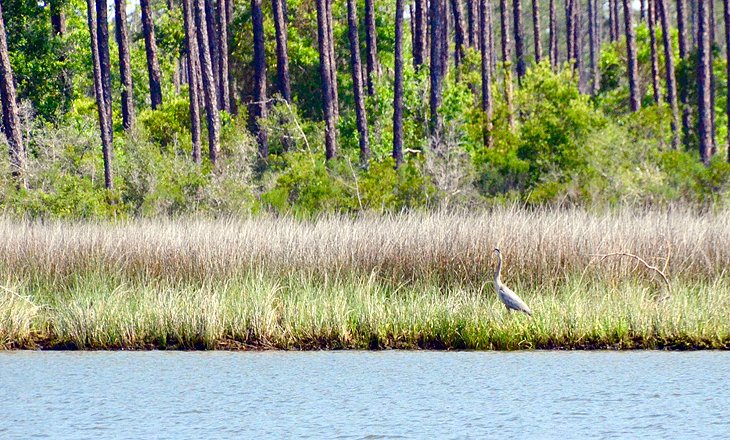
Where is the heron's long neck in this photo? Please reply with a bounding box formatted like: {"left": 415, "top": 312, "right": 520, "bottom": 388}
{"left": 494, "top": 253, "right": 502, "bottom": 285}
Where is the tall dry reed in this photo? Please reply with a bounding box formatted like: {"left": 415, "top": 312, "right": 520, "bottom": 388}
{"left": 1, "top": 207, "right": 727, "bottom": 287}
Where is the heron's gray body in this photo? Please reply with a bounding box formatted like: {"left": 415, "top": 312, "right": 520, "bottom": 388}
{"left": 493, "top": 249, "right": 532, "bottom": 316}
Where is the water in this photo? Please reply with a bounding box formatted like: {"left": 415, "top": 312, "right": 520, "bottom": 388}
{"left": 1, "top": 351, "right": 728, "bottom": 439}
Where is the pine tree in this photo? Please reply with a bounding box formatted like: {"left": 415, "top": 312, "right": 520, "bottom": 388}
{"left": 251, "top": 0, "right": 268, "bottom": 157}
{"left": 623, "top": 0, "right": 640, "bottom": 111}
{"left": 346, "top": 0, "right": 369, "bottom": 163}
{"left": 114, "top": 0, "right": 134, "bottom": 129}
{"left": 0, "top": 0, "right": 26, "bottom": 187}
{"left": 393, "top": 0, "right": 404, "bottom": 167}
{"left": 140, "top": 0, "right": 163, "bottom": 109}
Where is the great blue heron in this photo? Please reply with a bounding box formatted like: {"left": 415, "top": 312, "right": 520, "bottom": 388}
{"left": 493, "top": 248, "right": 532, "bottom": 316}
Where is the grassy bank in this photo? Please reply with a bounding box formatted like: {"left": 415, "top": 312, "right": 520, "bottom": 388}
{"left": 1, "top": 207, "right": 729, "bottom": 350}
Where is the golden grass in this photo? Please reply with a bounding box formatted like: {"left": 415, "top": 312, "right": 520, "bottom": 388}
{"left": 1, "top": 207, "right": 728, "bottom": 350}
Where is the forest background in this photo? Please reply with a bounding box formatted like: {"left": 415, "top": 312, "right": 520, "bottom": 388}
{"left": 0, "top": 0, "right": 729, "bottom": 219}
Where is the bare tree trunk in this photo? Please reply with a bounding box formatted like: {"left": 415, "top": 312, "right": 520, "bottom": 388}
{"left": 440, "top": 0, "right": 449, "bottom": 78}
{"left": 182, "top": 0, "right": 202, "bottom": 163}
{"left": 393, "top": 0, "right": 405, "bottom": 167}
{"left": 50, "top": 0, "right": 73, "bottom": 109}
{"left": 468, "top": 0, "right": 478, "bottom": 47}
{"left": 346, "top": 0, "right": 369, "bottom": 163}
{"left": 573, "top": 0, "right": 583, "bottom": 88}
{"left": 365, "top": 0, "right": 378, "bottom": 95}
{"left": 480, "top": 0, "right": 493, "bottom": 147}
{"left": 325, "top": 0, "right": 339, "bottom": 119}
{"left": 217, "top": 0, "right": 230, "bottom": 111}
{"left": 500, "top": 0, "right": 515, "bottom": 128}
{"left": 623, "top": 0, "right": 640, "bottom": 111}
{"left": 273, "top": 0, "right": 292, "bottom": 102}
{"left": 204, "top": 0, "right": 220, "bottom": 97}
{"left": 657, "top": 0, "right": 680, "bottom": 149}
{"left": 316, "top": 0, "right": 337, "bottom": 159}
{"left": 676, "top": 0, "right": 692, "bottom": 149}
{"left": 430, "top": 0, "right": 444, "bottom": 131}
{"left": 414, "top": 0, "right": 428, "bottom": 68}
{"left": 612, "top": 0, "right": 621, "bottom": 42}
{"left": 451, "top": 0, "right": 466, "bottom": 69}
{"left": 588, "top": 0, "right": 599, "bottom": 94}
{"left": 140, "top": 0, "right": 163, "bottom": 109}
{"left": 640, "top": 0, "right": 646, "bottom": 21}
{"left": 194, "top": 0, "right": 221, "bottom": 164}
{"left": 0, "top": 1, "right": 26, "bottom": 187}
{"left": 86, "top": 0, "right": 114, "bottom": 190}
{"left": 114, "top": 0, "right": 135, "bottom": 130}
{"left": 250, "top": 0, "right": 268, "bottom": 158}
{"left": 697, "top": 0, "right": 713, "bottom": 164}
{"left": 226, "top": 0, "right": 237, "bottom": 114}
{"left": 648, "top": 0, "right": 660, "bottom": 104}
{"left": 549, "top": 0, "right": 558, "bottom": 67}
{"left": 532, "top": 0, "right": 542, "bottom": 63}
{"left": 513, "top": 0, "right": 526, "bottom": 79}
{"left": 566, "top": 0, "right": 574, "bottom": 67}
{"left": 488, "top": 0, "right": 496, "bottom": 77}
{"left": 709, "top": 0, "right": 717, "bottom": 156}
{"left": 608, "top": 0, "right": 616, "bottom": 41}
{"left": 725, "top": 0, "right": 730, "bottom": 160}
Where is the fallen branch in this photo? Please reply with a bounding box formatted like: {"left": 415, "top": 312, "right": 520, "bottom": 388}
{"left": 594, "top": 252, "right": 672, "bottom": 298}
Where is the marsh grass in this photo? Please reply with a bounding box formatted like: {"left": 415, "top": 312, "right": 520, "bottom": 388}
{"left": 1, "top": 207, "right": 729, "bottom": 350}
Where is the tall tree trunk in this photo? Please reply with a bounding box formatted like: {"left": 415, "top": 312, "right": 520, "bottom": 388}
{"left": 640, "top": 0, "right": 646, "bottom": 21}
{"left": 393, "top": 0, "right": 404, "bottom": 167}
{"left": 194, "top": 0, "right": 221, "bottom": 163}
{"left": 346, "top": 0, "right": 369, "bottom": 163}
{"left": 623, "top": 0, "right": 640, "bottom": 111}
{"left": 86, "top": 0, "right": 113, "bottom": 190}
{"left": 114, "top": 0, "right": 135, "bottom": 130}
{"left": 488, "top": 0, "right": 496, "bottom": 77}
{"left": 648, "top": 0, "right": 660, "bottom": 104}
{"left": 612, "top": 0, "right": 621, "bottom": 42}
{"left": 140, "top": 0, "right": 163, "bottom": 109}
{"left": 96, "top": 0, "right": 113, "bottom": 128}
{"left": 430, "top": 0, "right": 444, "bottom": 131}
{"left": 217, "top": 0, "right": 230, "bottom": 111}
{"left": 480, "top": 0, "right": 493, "bottom": 147}
{"left": 251, "top": 0, "right": 268, "bottom": 158}
{"left": 226, "top": 0, "right": 237, "bottom": 114}
{"left": 414, "top": 0, "right": 428, "bottom": 68}
{"left": 676, "top": 0, "right": 691, "bottom": 149}
{"left": 182, "top": 0, "right": 202, "bottom": 163}
{"left": 204, "top": 0, "right": 219, "bottom": 97}
{"left": 697, "top": 0, "right": 713, "bottom": 164}
{"left": 532, "top": 0, "right": 542, "bottom": 63}
{"left": 549, "top": 0, "right": 557, "bottom": 67}
{"left": 451, "top": 0, "right": 466, "bottom": 69}
{"left": 588, "top": 0, "right": 599, "bottom": 94}
{"left": 690, "top": 0, "right": 697, "bottom": 49}
{"left": 657, "top": 0, "right": 680, "bottom": 149}
{"left": 500, "top": 0, "right": 515, "bottom": 128}
{"left": 50, "top": 0, "right": 73, "bottom": 108}
{"left": 468, "top": 0, "right": 478, "bottom": 47}
{"left": 608, "top": 0, "right": 616, "bottom": 41}
{"left": 566, "top": 0, "right": 573, "bottom": 67}
{"left": 365, "top": 0, "right": 378, "bottom": 95}
{"left": 513, "top": 0, "right": 526, "bottom": 79}
{"left": 724, "top": 0, "right": 730, "bottom": 161}
{"left": 440, "top": 0, "right": 449, "bottom": 78}
{"left": 316, "top": 0, "right": 337, "bottom": 159}
{"left": 325, "top": 0, "right": 339, "bottom": 118}
{"left": 573, "top": 0, "right": 583, "bottom": 87}
{"left": 273, "top": 0, "right": 292, "bottom": 102}
{"left": 0, "top": 1, "right": 26, "bottom": 187}
{"left": 709, "top": 0, "right": 717, "bottom": 156}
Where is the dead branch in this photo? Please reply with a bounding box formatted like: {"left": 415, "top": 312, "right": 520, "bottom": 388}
{"left": 595, "top": 252, "right": 672, "bottom": 297}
